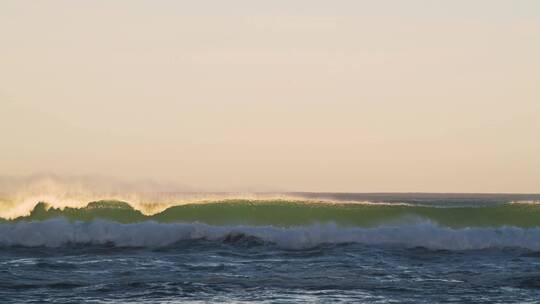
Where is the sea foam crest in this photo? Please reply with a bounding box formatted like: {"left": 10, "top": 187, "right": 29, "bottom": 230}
{"left": 2, "top": 219, "right": 540, "bottom": 250}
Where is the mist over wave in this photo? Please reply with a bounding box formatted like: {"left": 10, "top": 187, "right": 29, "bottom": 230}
{"left": 2, "top": 174, "right": 540, "bottom": 219}
{"left": 0, "top": 174, "right": 292, "bottom": 218}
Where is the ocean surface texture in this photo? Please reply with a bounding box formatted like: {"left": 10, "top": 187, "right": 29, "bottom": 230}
{"left": 1, "top": 193, "right": 540, "bottom": 303}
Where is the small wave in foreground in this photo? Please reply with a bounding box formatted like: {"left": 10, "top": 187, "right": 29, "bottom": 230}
{"left": 2, "top": 219, "right": 540, "bottom": 250}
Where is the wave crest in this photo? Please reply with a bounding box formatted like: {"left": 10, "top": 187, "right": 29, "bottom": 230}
{"left": 4, "top": 199, "right": 540, "bottom": 228}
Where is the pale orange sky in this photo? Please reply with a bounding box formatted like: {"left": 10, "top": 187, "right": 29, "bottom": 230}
{"left": 1, "top": 1, "right": 539, "bottom": 193}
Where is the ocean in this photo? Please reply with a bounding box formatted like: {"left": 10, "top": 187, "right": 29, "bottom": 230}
{"left": 1, "top": 193, "right": 540, "bottom": 303}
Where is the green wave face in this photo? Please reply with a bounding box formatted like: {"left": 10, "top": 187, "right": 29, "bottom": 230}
{"left": 6, "top": 199, "right": 540, "bottom": 228}
{"left": 16, "top": 201, "right": 142, "bottom": 223}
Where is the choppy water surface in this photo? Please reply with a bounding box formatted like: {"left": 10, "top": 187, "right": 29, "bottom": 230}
{"left": 1, "top": 193, "right": 540, "bottom": 303}
{"left": 2, "top": 242, "right": 540, "bottom": 303}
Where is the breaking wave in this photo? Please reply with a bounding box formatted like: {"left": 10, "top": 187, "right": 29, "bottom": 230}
{"left": 2, "top": 219, "right": 540, "bottom": 250}
{"left": 2, "top": 199, "right": 540, "bottom": 228}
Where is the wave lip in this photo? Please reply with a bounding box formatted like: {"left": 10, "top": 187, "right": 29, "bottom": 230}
{"left": 2, "top": 219, "right": 540, "bottom": 251}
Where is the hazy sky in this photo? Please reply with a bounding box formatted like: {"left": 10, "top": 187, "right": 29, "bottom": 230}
{"left": 1, "top": 1, "right": 539, "bottom": 193}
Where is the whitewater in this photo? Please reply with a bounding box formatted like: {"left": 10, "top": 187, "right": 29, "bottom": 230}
{"left": 3, "top": 219, "right": 540, "bottom": 251}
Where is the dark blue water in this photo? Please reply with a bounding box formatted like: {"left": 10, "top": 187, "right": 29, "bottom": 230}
{"left": 2, "top": 241, "right": 540, "bottom": 303}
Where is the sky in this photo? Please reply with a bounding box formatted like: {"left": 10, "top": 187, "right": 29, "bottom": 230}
{"left": 1, "top": 1, "right": 539, "bottom": 193}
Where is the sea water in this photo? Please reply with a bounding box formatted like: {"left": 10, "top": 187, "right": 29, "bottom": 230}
{"left": 1, "top": 193, "right": 540, "bottom": 303}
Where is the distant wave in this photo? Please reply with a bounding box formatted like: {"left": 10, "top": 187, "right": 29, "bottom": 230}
{"left": 2, "top": 219, "right": 540, "bottom": 250}
{"left": 2, "top": 199, "right": 540, "bottom": 228}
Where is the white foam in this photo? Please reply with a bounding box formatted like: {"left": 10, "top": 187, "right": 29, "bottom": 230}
{"left": 1, "top": 219, "right": 540, "bottom": 250}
